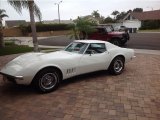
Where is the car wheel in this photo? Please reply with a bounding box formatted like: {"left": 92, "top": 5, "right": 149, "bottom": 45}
{"left": 111, "top": 39, "right": 120, "bottom": 46}
{"left": 121, "top": 39, "right": 127, "bottom": 46}
{"left": 109, "top": 57, "right": 124, "bottom": 75}
{"left": 34, "top": 68, "right": 60, "bottom": 93}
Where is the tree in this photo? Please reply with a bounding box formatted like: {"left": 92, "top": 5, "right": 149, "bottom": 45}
{"left": 8, "top": 0, "right": 42, "bottom": 52}
{"left": 69, "top": 17, "right": 96, "bottom": 40}
{"left": 103, "top": 16, "right": 115, "bottom": 23}
{"left": 99, "top": 16, "right": 105, "bottom": 24}
{"left": 0, "top": 9, "right": 8, "bottom": 48}
{"left": 133, "top": 8, "right": 143, "bottom": 12}
{"left": 91, "top": 10, "right": 105, "bottom": 24}
{"left": 111, "top": 10, "right": 119, "bottom": 19}
{"left": 116, "top": 11, "right": 127, "bottom": 20}
{"left": 91, "top": 10, "right": 100, "bottom": 19}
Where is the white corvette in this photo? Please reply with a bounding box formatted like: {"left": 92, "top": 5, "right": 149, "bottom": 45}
{"left": 0, "top": 40, "right": 135, "bottom": 93}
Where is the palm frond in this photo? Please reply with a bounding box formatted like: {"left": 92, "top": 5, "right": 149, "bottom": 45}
{"left": 0, "top": 14, "right": 9, "bottom": 18}
{"left": 8, "top": 0, "right": 42, "bottom": 21}
{"left": 33, "top": 3, "right": 42, "bottom": 21}
{"left": 0, "top": 9, "right": 8, "bottom": 19}
{"left": 0, "top": 9, "right": 6, "bottom": 14}
{"left": 7, "top": 0, "right": 28, "bottom": 14}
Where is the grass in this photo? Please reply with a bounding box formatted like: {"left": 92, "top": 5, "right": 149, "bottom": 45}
{"left": 0, "top": 41, "right": 57, "bottom": 56}
{"left": 0, "top": 42, "right": 33, "bottom": 56}
{"left": 138, "top": 29, "right": 160, "bottom": 32}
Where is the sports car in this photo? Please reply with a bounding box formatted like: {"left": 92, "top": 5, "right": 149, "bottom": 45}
{"left": 0, "top": 40, "right": 135, "bottom": 93}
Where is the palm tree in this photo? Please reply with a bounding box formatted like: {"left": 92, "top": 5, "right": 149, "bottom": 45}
{"left": 111, "top": 10, "right": 119, "bottom": 20}
{"left": 0, "top": 9, "right": 8, "bottom": 48}
{"left": 69, "top": 17, "right": 96, "bottom": 40}
{"left": 8, "top": 0, "right": 42, "bottom": 52}
{"left": 91, "top": 10, "right": 100, "bottom": 19}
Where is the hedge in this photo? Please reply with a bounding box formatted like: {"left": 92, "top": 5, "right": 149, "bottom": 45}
{"left": 140, "top": 20, "right": 160, "bottom": 30}
{"left": 21, "top": 23, "right": 73, "bottom": 33}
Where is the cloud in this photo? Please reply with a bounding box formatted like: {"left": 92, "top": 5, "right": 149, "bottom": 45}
{"left": 1, "top": 0, "right": 160, "bottom": 21}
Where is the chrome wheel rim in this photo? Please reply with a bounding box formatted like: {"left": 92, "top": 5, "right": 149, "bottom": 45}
{"left": 114, "top": 60, "right": 123, "bottom": 73}
{"left": 40, "top": 73, "right": 58, "bottom": 90}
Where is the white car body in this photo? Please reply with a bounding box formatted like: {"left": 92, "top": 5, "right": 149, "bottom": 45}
{"left": 0, "top": 40, "right": 135, "bottom": 85}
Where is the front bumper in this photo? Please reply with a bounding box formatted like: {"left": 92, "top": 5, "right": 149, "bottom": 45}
{"left": 131, "top": 55, "right": 136, "bottom": 60}
{"left": 0, "top": 72, "right": 23, "bottom": 84}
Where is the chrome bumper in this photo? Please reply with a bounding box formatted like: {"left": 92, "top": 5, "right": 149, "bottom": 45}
{"left": 0, "top": 72, "right": 23, "bottom": 83}
{"left": 131, "top": 56, "right": 136, "bottom": 60}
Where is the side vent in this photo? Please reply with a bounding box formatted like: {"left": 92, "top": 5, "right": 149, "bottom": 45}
{"left": 66, "top": 68, "right": 76, "bottom": 75}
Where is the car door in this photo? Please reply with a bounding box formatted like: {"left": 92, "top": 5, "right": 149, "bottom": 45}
{"left": 96, "top": 28, "right": 108, "bottom": 41}
{"left": 77, "top": 43, "right": 110, "bottom": 75}
{"left": 88, "top": 28, "right": 108, "bottom": 41}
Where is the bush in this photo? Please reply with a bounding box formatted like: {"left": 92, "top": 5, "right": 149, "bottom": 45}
{"left": 140, "top": 20, "right": 160, "bottom": 30}
{"left": 19, "top": 24, "right": 29, "bottom": 36}
{"left": 24, "top": 23, "right": 72, "bottom": 33}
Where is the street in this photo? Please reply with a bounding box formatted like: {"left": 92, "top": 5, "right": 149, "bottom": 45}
{"left": 38, "top": 33, "right": 160, "bottom": 50}
{"left": 127, "top": 33, "right": 160, "bottom": 50}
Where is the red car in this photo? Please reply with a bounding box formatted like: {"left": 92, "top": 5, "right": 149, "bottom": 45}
{"left": 85, "top": 26, "right": 130, "bottom": 46}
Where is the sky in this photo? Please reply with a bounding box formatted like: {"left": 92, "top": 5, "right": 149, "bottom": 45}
{"left": 0, "top": 0, "right": 160, "bottom": 22}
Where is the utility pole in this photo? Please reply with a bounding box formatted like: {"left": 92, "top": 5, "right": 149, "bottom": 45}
{"left": 55, "top": 1, "right": 62, "bottom": 23}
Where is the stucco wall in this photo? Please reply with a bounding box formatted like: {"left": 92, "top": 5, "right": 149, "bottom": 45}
{"left": 123, "top": 20, "right": 141, "bottom": 30}
{"left": 3, "top": 27, "right": 23, "bottom": 37}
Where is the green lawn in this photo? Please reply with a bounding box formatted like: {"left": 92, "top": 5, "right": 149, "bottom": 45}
{"left": 0, "top": 41, "right": 56, "bottom": 56}
{"left": 0, "top": 45, "right": 33, "bottom": 56}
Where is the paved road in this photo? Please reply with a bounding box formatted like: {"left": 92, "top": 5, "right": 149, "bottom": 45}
{"left": 38, "top": 35, "right": 73, "bottom": 46}
{"left": 38, "top": 33, "right": 160, "bottom": 50}
{"left": 126, "top": 33, "right": 160, "bottom": 50}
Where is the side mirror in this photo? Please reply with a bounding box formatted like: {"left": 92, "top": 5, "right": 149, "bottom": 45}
{"left": 87, "top": 50, "right": 94, "bottom": 55}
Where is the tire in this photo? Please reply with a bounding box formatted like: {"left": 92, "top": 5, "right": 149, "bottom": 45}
{"left": 33, "top": 68, "right": 60, "bottom": 93}
{"left": 121, "top": 39, "right": 127, "bottom": 46}
{"left": 111, "top": 39, "right": 121, "bottom": 46}
{"left": 121, "top": 33, "right": 129, "bottom": 45}
{"left": 109, "top": 57, "right": 125, "bottom": 75}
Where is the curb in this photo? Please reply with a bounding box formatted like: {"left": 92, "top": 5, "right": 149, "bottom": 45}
{"left": 39, "top": 45, "right": 65, "bottom": 49}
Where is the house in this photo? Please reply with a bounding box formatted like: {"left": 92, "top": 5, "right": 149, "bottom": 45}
{"left": 122, "top": 10, "right": 160, "bottom": 30}
{"left": 43, "top": 19, "right": 73, "bottom": 24}
{"left": 5, "top": 20, "right": 27, "bottom": 28}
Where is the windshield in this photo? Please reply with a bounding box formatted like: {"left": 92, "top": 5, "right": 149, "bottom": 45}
{"left": 105, "top": 26, "right": 113, "bottom": 32}
{"left": 65, "top": 42, "right": 88, "bottom": 54}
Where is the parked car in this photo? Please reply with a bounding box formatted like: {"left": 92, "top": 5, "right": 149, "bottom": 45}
{"left": 0, "top": 40, "right": 135, "bottom": 93}
{"left": 114, "top": 25, "right": 128, "bottom": 32}
{"left": 86, "top": 26, "right": 129, "bottom": 46}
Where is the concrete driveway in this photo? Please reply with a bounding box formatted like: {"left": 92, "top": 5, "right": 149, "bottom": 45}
{"left": 0, "top": 53, "right": 160, "bottom": 120}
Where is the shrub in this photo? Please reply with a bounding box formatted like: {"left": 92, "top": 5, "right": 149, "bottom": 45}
{"left": 19, "top": 24, "right": 29, "bottom": 36}
{"left": 25, "top": 23, "right": 72, "bottom": 33}
{"left": 140, "top": 20, "right": 160, "bottom": 30}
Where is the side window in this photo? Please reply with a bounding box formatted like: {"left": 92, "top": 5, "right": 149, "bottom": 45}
{"left": 85, "top": 43, "right": 106, "bottom": 54}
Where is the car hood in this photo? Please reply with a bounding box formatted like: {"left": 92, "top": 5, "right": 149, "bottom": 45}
{"left": 5, "top": 50, "right": 79, "bottom": 66}
{"left": 0, "top": 51, "right": 80, "bottom": 76}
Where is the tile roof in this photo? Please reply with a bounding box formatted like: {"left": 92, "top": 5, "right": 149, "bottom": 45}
{"left": 131, "top": 10, "right": 160, "bottom": 20}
